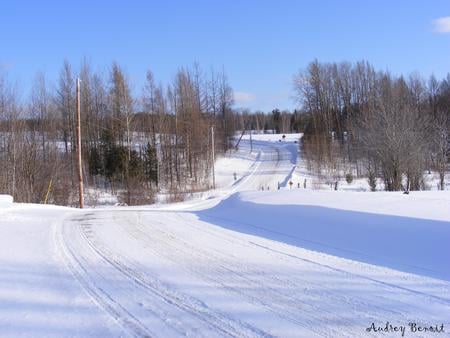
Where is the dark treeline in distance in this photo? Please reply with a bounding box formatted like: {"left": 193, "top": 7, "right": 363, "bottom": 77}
{"left": 293, "top": 60, "right": 449, "bottom": 191}
{"left": 0, "top": 61, "right": 236, "bottom": 205}
{"left": 237, "top": 108, "right": 305, "bottom": 135}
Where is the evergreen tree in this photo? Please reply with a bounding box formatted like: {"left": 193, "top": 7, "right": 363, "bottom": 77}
{"left": 143, "top": 142, "right": 158, "bottom": 185}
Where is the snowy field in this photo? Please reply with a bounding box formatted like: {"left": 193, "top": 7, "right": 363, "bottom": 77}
{"left": 1, "top": 134, "right": 450, "bottom": 337}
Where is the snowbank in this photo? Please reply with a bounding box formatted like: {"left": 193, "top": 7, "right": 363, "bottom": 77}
{"left": 0, "top": 195, "right": 13, "bottom": 208}
{"left": 198, "top": 190, "right": 450, "bottom": 281}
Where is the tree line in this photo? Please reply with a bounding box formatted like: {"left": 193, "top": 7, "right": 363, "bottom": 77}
{"left": 0, "top": 61, "right": 235, "bottom": 205}
{"left": 293, "top": 60, "right": 449, "bottom": 191}
{"left": 2, "top": 58, "right": 448, "bottom": 204}
{"left": 237, "top": 109, "right": 304, "bottom": 134}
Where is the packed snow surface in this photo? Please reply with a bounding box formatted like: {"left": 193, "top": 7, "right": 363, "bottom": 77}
{"left": 0, "top": 195, "right": 13, "bottom": 208}
{"left": 1, "top": 135, "right": 449, "bottom": 337}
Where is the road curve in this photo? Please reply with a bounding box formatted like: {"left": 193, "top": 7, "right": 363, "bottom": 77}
{"left": 57, "top": 139, "right": 450, "bottom": 337}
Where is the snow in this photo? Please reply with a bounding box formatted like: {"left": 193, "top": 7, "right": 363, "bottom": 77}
{"left": 0, "top": 205, "right": 123, "bottom": 337}
{"left": 1, "top": 133, "right": 449, "bottom": 337}
{"left": 200, "top": 190, "right": 450, "bottom": 281}
{"left": 0, "top": 195, "right": 13, "bottom": 208}
{"left": 213, "top": 144, "right": 259, "bottom": 190}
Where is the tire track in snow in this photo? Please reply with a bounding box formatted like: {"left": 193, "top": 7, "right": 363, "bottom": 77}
{"left": 169, "top": 213, "right": 410, "bottom": 318}
{"left": 74, "top": 213, "right": 272, "bottom": 338}
{"left": 118, "top": 211, "right": 450, "bottom": 335}
{"left": 173, "top": 211, "right": 450, "bottom": 326}
{"left": 199, "top": 212, "right": 450, "bottom": 307}
{"left": 56, "top": 214, "right": 154, "bottom": 338}
{"left": 113, "top": 212, "right": 362, "bottom": 337}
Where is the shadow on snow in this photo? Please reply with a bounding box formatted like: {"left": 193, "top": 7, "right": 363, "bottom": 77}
{"left": 195, "top": 193, "right": 450, "bottom": 282}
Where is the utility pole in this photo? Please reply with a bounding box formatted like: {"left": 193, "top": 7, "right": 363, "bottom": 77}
{"left": 211, "top": 125, "right": 216, "bottom": 189}
{"left": 249, "top": 127, "right": 253, "bottom": 153}
{"left": 76, "top": 78, "right": 84, "bottom": 208}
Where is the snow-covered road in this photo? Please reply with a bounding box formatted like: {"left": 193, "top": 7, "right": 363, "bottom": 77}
{"left": 57, "top": 208, "right": 450, "bottom": 337}
{"left": 2, "top": 135, "right": 450, "bottom": 337}
{"left": 233, "top": 140, "right": 297, "bottom": 192}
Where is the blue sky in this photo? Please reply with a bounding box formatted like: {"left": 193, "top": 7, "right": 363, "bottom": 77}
{"left": 1, "top": 0, "right": 450, "bottom": 111}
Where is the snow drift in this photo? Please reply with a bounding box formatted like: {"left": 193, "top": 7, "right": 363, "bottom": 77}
{"left": 198, "top": 190, "right": 450, "bottom": 281}
{"left": 0, "top": 195, "right": 13, "bottom": 208}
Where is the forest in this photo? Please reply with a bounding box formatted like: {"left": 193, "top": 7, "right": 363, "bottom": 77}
{"left": 292, "top": 60, "right": 449, "bottom": 192}
{"left": 1, "top": 59, "right": 449, "bottom": 206}
{"left": 0, "top": 61, "right": 238, "bottom": 205}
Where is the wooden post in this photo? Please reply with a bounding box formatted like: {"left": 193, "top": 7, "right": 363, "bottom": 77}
{"left": 211, "top": 125, "right": 216, "bottom": 189}
{"left": 76, "top": 78, "right": 84, "bottom": 208}
{"left": 44, "top": 179, "right": 53, "bottom": 204}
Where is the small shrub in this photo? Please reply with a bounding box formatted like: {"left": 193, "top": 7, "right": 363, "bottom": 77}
{"left": 368, "top": 172, "right": 377, "bottom": 192}
{"left": 345, "top": 173, "right": 353, "bottom": 184}
{"left": 119, "top": 177, "right": 155, "bottom": 206}
{"left": 167, "top": 187, "right": 185, "bottom": 203}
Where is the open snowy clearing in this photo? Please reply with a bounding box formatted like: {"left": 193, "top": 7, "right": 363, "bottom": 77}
{"left": 1, "top": 135, "right": 450, "bottom": 337}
